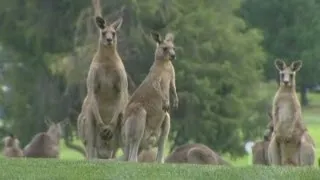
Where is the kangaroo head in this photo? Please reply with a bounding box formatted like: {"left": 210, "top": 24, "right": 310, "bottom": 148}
{"left": 274, "top": 59, "right": 302, "bottom": 88}
{"left": 45, "top": 118, "right": 68, "bottom": 140}
{"left": 2, "top": 134, "right": 20, "bottom": 148}
{"left": 95, "top": 16, "right": 123, "bottom": 48}
{"left": 151, "top": 31, "right": 176, "bottom": 61}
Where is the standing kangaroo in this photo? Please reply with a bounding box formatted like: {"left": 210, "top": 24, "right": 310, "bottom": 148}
{"left": 268, "top": 59, "right": 315, "bottom": 166}
{"left": 77, "top": 0, "right": 129, "bottom": 159}
{"left": 2, "top": 134, "right": 24, "bottom": 158}
{"left": 121, "top": 32, "right": 178, "bottom": 163}
{"left": 23, "top": 119, "right": 67, "bottom": 158}
{"left": 165, "top": 143, "right": 231, "bottom": 165}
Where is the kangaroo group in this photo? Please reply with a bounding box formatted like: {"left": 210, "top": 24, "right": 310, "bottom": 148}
{"left": 1, "top": 1, "right": 317, "bottom": 168}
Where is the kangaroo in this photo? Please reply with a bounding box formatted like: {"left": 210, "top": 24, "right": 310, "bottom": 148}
{"left": 23, "top": 119, "right": 67, "bottom": 158}
{"left": 268, "top": 59, "right": 315, "bottom": 166}
{"left": 165, "top": 143, "right": 231, "bottom": 165}
{"left": 121, "top": 32, "right": 178, "bottom": 163}
{"left": 252, "top": 112, "right": 273, "bottom": 165}
{"left": 2, "top": 134, "right": 24, "bottom": 157}
{"left": 77, "top": 0, "right": 129, "bottom": 159}
{"left": 138, "top": 149, "right": 157, "bottom": 163}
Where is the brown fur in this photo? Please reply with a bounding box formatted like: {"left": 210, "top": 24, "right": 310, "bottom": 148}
{"left": 138, "top": 149, "right": 157, "bottom": 163}
{"left": 121, "top": 31, "right": 178, "bottom": 163}
{"left": 252, "top": 141, "right": 270, "bottom": 165}
{"left": 2, "top": 134, "right": 23, "bottom": 158}
{"left": 77, "top": 0, "right": 129, "bottom": 159}
{"left": 268, "top": 59, "right": 315, "bottom": 166}
{"left": 23, "top": 119, "right": 66, "bottom": 158}
{"left": 252, "top": 112, "right": 273, "bottom": 165}
{"left": 165, "top": 143, "right": 230, "bottom": 165}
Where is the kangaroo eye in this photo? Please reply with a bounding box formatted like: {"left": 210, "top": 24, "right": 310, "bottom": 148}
{"left": 102, "top": 32, "right": 106, "bottom": 36}
{"left": 112, "top": 32, "right": 116, "bottom": 37}
{"left": 163, "top": 47, "right": 168, "bottom": 51}
{"left": 289, "top": 73, "right": 293, "bottom": 78}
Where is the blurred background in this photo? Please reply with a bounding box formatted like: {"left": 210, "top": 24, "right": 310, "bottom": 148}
{"left": 0, "top": 0, "right": 320, "bottom": 165}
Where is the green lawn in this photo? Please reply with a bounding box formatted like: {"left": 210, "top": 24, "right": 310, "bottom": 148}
{"left": 0, "top": 158, "right": 319, "bottom": 180}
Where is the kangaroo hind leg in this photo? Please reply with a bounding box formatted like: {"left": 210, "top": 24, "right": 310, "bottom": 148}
{"left": 123, "top": 107, "right": 147, "bottom": 162}
{"left": 156, "top": 112, "right": 170, "bottom": 163}
{"left": 268, "top": 135, "right": 281, "bottom": 165}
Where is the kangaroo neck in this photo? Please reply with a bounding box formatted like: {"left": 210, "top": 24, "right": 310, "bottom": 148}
{"left": 96, "top": 43, "right": 120, "bottom": 62}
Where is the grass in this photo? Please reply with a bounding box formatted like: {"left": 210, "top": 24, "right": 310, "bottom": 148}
{"left": 1, "top": 158, "right": 320, "bottom": 180}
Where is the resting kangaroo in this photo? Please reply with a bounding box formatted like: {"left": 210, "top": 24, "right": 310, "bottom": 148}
{"left": 138, "top": 149, "right": 157, "bottom": 163}
{"left": 2, "top": 134, "right": 23, "bottom": 157}
{"left": 252, "top": 112, "right": 273, "bottom": 165}
{"left": 23, "top": 119, "right": 67, "bottom": 158}
{"left": 77, "top": 0, "right": 128, "bottom": 159}
{"left": 165, "top": 143, "right": 230, "bottom": 165}
{"left": 268, "top": 59, "right": 315, "bottom": 166}
{"left": 122, "top": 32, "right": 178, "bottom": 163}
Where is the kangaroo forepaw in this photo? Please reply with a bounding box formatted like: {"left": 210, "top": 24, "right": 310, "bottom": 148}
{"left": 100, "top": 125, "right": 113, "bottom": 140}
{"left": 162, "top": 102, "right": 170, "bottom": 112}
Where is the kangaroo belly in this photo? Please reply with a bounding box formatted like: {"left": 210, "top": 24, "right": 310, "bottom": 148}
{"left": 98, "top": 102, "right": 121, "bottom": 124}
{"left": 275, "top": 104, "right": 296, "bottom": 138}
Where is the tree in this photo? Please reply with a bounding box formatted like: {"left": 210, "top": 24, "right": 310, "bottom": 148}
{"left": 240, "top": 0, "right": 320, "bottom": 106}
{"left": 0, "top": 0, "right": 267, "bottom": 157}
{"left": 0, "top": 0, "right": 89, "bottom": 145}
{"left": 57, "top": 0, "right": 266, "bottom": 157}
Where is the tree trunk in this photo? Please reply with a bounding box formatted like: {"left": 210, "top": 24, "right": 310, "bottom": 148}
{"left": 300, "top": 85, "right": 309, "bottom": 106}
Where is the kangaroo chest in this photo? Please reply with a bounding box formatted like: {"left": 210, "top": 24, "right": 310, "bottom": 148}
{"left": 277, "top": 101, "right": 295, "bottom": 122}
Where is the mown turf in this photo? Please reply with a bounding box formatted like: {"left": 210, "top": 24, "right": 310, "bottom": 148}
{"left": 0, "top": 158, "right": 319, "bottom": 180}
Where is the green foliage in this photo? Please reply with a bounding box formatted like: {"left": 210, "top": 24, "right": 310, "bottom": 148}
{"left": 240, "top": 0, "right": 320, "bottom": 87}
{"left": 57, "top": 0, "right": 266, "bottom": 156}
{"left": 0, "top": 0, "right": 267, "bottom": 156}
{"left": 0, "top": 0, "right": 89, "bottom": 145}
{"left": 56, "top": 0, "right": 266, "bottom": 157}
{"left": 1, "top": 159, "right": 320, "bottom": 180}
{"left": 164, "top": 0, "right": 266, "bottom": 156}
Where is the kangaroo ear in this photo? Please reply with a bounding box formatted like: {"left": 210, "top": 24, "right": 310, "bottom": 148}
{"left": 95, "top": 16, "right": 106, "bottom": 29}
{"left": 274, "top": 59, "right": 286, "bottom": 71}
{"left": 164, "top": 33, "right": 174, "bottom": 42}
{"left": 290, "top": 60, "right": 302, "bottom": 72}
{"left": 59, "top": 118, "right": 70, "bottom": 128}
{"left": 111, "top": 17, "right": 123, "bottom": 31}
{"left": 151, "top": 31, "right": 162, "bottom": 44}
{"left": 44, "top": 117, "right": 53, "bottom": 127}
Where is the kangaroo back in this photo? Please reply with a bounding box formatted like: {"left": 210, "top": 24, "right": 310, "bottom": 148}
{"left": 165, "top": 143, "right": 230, "bottom": 165}
{"left": 23, "top": 133, "right": 59, "bottom": 158}
{"left": 138, "top": 149, "right": 157, "bottom": 162}
{"left": 252, "top": 140, "right": 270, "bottom": 165}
